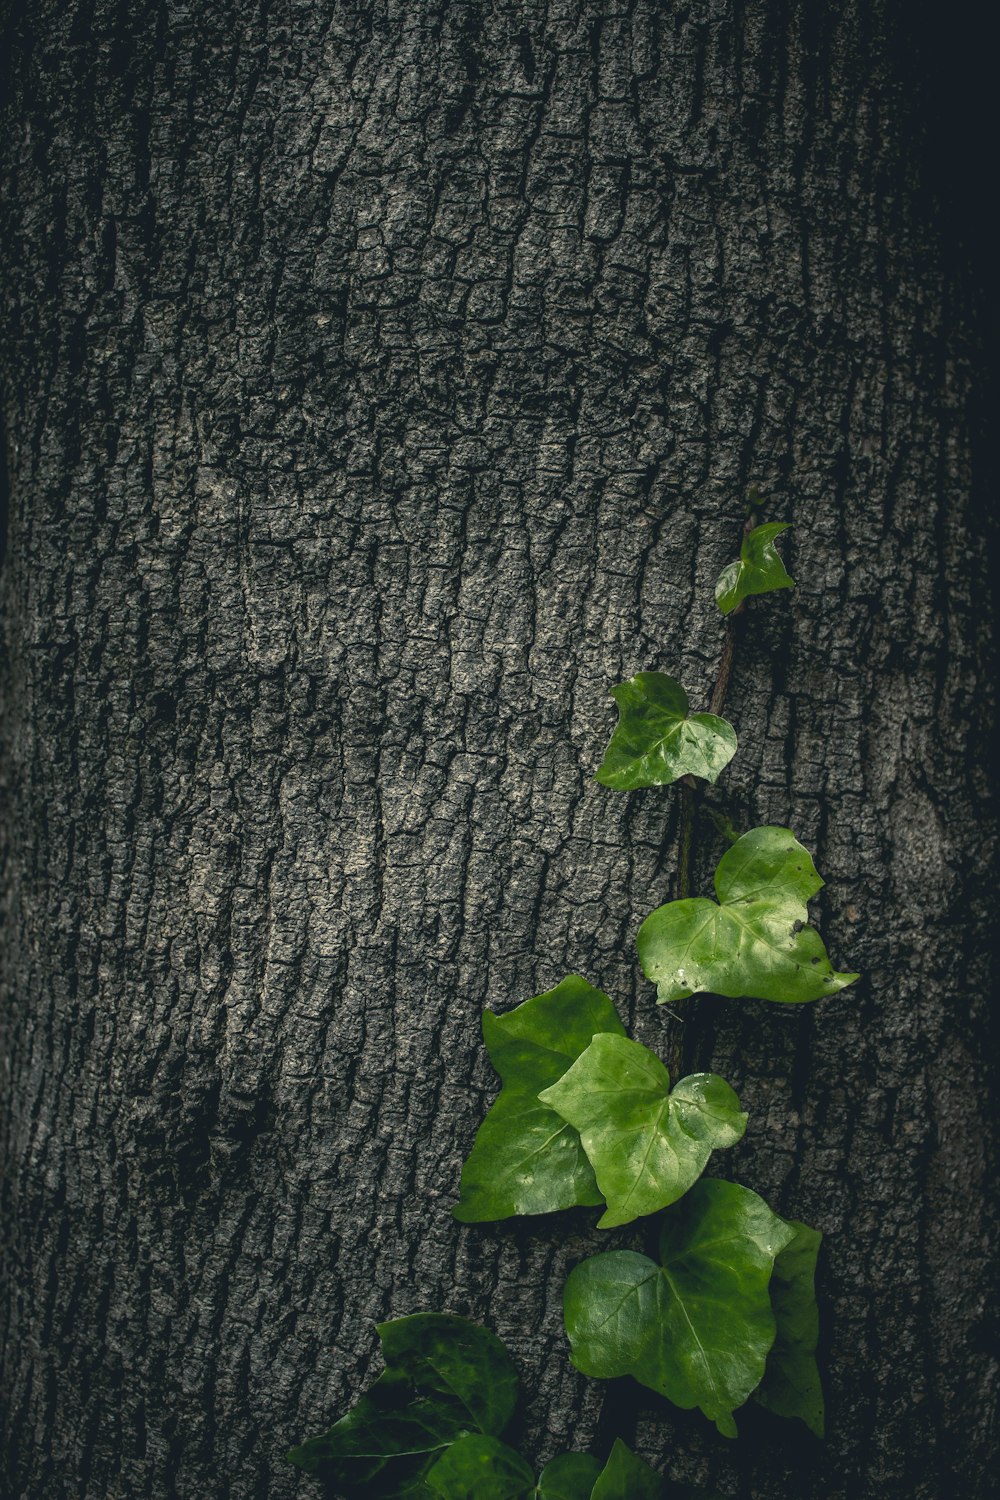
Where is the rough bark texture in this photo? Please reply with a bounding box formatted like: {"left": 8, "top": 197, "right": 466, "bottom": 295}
{"left": 1, "top": 2, "right": 995, "bottom": 1497}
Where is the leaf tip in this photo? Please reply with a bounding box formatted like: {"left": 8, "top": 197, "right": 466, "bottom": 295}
{"left": 714, "top": 1410, "right": 739, "bottom": 1439}
{"left": 285, "top": 1444, "right": 313, "bottom": 1473}
{"left": 595, "top": 1206, "right": 624, "bottom": 1231}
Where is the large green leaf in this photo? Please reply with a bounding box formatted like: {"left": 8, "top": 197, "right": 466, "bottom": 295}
{"left": 539, "top": 1035, "right": 746, "bottom": 1228}
{"left": 453, "top": 976, "right": 626, "bottom": 1222}
{"left": 595, "top": 673, "right": 737, "bottom": 789}
{"left": 287, "top": 1313, "right": 518, "bottom": 1494}
{"left": 562, "top": 1181, "right": 795, "bottom": 1437}
{"left": 756, "top": 1220, "right": 825, "bottom": 1436}
{"left": 636, "top": 826, "right": 859, "bottom": 1005}
{"left": 535, "top": 1453, "right": 603, "bottom": 1498}
{"left": 715, "top": 522, "right": 794, "bottom": 615}
{"left": 427, "top": 1435, "right": 535, "bottom": 1499}
{"left": 590, "top": 1439, "right": 666, "bottom": 1498}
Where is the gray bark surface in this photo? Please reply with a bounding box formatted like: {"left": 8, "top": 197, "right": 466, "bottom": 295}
{"left": 1, "top": 2, "right": 995, "bottom": 1497}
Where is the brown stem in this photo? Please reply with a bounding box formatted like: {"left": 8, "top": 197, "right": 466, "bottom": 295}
{"left": 709, "top": 608, "right": 742, "bottom": 717}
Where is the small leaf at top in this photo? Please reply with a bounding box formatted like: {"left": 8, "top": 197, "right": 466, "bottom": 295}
{"left": 539, "top": 1034, "right": 746, "bottom": 1228}
{"left": 453, "top": 976, "right": 626, "bottom": 1222}
{"left": 636, "top": 825, "right": 859, "bottom": 1005}
{"left": 535, "top": 1453, "right": 603, "bottom": 1499}
{"left": 563, "top": 1180, "right": 795, "bottom": 1438}
{"left": 287, "top": 1313, "right": 518, "bottom": 1495}
{"left": 595, "top": 672, "right": 737, "bottom": 789}
{"left": 427, "top": 1435, "right": 535, "bottom": 1499}
{"left": 590, "top": 1439, "right": 666, "bottom": 1498}
{"left": 715, "top": 522, "right": 794, "bottom": 615}
{"left": 755, "top": 1220, "right": 825, "bottom": 1436}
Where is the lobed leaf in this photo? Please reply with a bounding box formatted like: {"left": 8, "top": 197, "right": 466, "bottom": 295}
{"left": 595, "top": 672, "right": 737, "bottom": 789}
{"left": 755, "top": 1220, "right": 825, "bottom": 1436}
{"left": 539, "top": 1034, "right": 746, "bottom": 1227}
{"left": 715, "top": 523, "right": 794, "bottom": 615}
{"left": 287, "top": 1313, "right": 518, "bottom": 1495}
{"left": 563, "top": 1180, "right": 795, "bottom": 1437}
{"left": 453, "top": 976, "right": 626, "bottom": 1222}
{"left": 427, "top": 1435, "right": 535, "bottom": 1498}
{"left": 636, "top": 826, "right": 859, "bottom": 1005}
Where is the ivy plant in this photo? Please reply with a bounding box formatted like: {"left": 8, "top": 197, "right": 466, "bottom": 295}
{"left": 446, "top": 499, "right": 852, "bottom": 1455}
{"left": 454, "top": 987, "right": 746, "bottom": 1228}
{"left": 452, "top": 976, "right": 625, "bottom": 1223}
{"left": 288, "top": 1314, "right": 694, "bottom": 1498}
{"left": 287, "top": 1314, "right": 519, "bottom": 1496}
{"left": 563, "top": 1181, "right": 796, "bottom": 1437}
{"left": 636, "top": 826, "right": 859, "bottom": 1005}
{"left": 595, "top": 672, "right": 737, "bottom": 789}
{"left": 755, "top": 1221, "right": 825, "bottom": 1436}
{"left": 715, "top": 521, "right": 794, "bottom": 614}
{"left": 292, "top": 498, "right": 850, "bottom": 1492}
{"left": 538, "top": 1034, "right": 746, "bottom": 1227}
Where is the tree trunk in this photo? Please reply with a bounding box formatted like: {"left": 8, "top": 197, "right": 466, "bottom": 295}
{"left": 1, "top": 3, "right": 994, "bottom": 1498}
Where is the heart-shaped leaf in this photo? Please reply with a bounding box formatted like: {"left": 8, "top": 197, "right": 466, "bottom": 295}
{"left": 539, "top": 1034, "right": 746, "bottom": 1228}
{"left": 427, "top": 1435, "right": 535, "bottom": 1498}
{"left": 288, "top": 1313, "right": 518, "bottom": 1494}
{"left": 535, "top": 1453, "right": 603, "bottom": 1498}
{"left": 453, "top": 976, "right": 626, "bottom": 1222}
{"left": 755, "top": 1220, "right": 825, "bottom": 1436}
{"left": 595, "top": 672, "right": 737, "bottom": 789}
{"left": 590, "top": 1439, "right": 666, "bottom": 1498}
{"left": 715, "top": 522, "right": 794, "bottom": 615}
{"left": 563, "top": 1180, "right": 795, "bottom": 1437}
{"left": 636, "top": 826, "right": 859, "bottom": 1004}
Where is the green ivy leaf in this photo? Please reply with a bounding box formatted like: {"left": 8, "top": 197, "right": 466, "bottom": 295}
{"left": 535, "top": 1453, "right": 603, "bottom": 1498}
{"left": 595, "top": 672, "right": 737, "bottom": 789}
{"left": 636, "top": 826, "right": 859, "bottom": 1005}
{"left": 539, "top": 1035, "right": 746, "bottom": 1228}
{"left": 287, "top": 1313, "right": 518, "bottom": 1495}
{"left": 286, "top": 1367, "right": 451, "bottom": 1497}
{"left": 562, "top": 1180, "right": 795, "bottom": 1437}
{"left": 756, "top": 1221, "right": 825, "bottom": 1436}
{"left": 453, "top": 976, "right": 626, "bottom": 1222}
{"left": 715, "top": 522, "right": 794, "bottom": 615}
{"left": 376, "top": 1316, "right": 519, "bottom": 1436}
{"left": 590, "top": 1439, "right": 666, "bottom": 1498}
{"left": 427, "top": 1435, "right": 535, "bottom": 1499}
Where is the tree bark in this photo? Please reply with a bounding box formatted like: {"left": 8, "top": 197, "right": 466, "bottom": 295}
{"left": 1, "top": 2, "right": 995, "bottom": 1498}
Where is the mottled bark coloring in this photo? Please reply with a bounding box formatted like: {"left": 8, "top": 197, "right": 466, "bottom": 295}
{"left": 1, "top": 2, "right": 995, "bottom": 1498}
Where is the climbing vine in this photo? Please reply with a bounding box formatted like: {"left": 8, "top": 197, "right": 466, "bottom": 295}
{"left": 290, "top": 508, "right": 856, "bottom": 1494}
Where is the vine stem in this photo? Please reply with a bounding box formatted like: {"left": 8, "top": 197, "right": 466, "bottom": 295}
{"left": 674, "top": 513, "right": 755, "bottom": 1082}
{"left": 709, "top": 604, "right": 743, "bottom": 716}
{"left": 601, "top": 511, "right": 756, "bottom": 1451}
{"left": 674, "top": 540, "right": 749, "bottom": 898}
